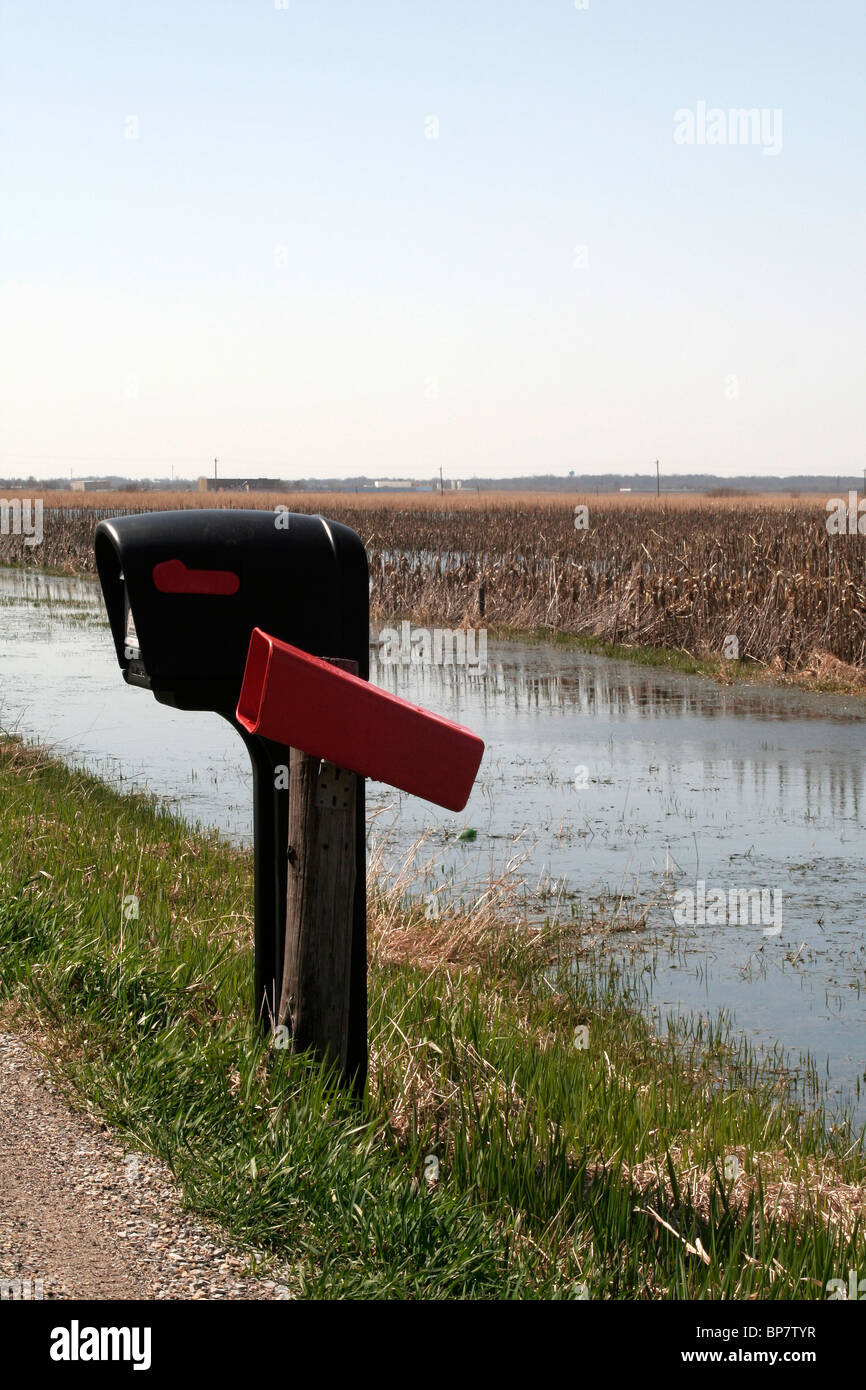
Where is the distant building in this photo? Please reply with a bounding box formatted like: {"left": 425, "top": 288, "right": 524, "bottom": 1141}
{"left": 373, "top": 479, "right": 462, "bottom": 491}
{"left": 70, "top": 479, "right": 110, "bottom": 492}
{"left": 198, "top": 477, "right": 285, "bottom": 493}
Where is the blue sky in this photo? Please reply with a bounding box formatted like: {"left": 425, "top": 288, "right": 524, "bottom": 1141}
{"left": 1, "top": 0, "right": 863, "bottom": 480}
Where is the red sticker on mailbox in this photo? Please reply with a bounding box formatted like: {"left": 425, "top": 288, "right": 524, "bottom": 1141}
{"left": 152, "top": 559, "right": 240, "bottom": 596}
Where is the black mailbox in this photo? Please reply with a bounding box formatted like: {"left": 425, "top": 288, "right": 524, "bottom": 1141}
{"left": 95, "top": 509, "right": 369, "bottom": 1083}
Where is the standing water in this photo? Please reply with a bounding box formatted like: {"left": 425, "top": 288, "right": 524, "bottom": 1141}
{"left": 1, "top": 568, "right": 865, "bottom": 1124}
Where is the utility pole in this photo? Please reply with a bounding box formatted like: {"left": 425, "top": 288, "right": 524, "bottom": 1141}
{"left": 655, "top": 459, "right": 660, "bottom": 496}
{"left": 214, "top": 456, "right": 219, "bottom": 483}
{"left": 439, "top": 466, "right": 444, "bottom": 495}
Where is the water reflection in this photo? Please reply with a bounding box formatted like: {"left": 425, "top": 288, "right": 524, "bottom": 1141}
{"left": 2, "top": 571, "right": 866, "bottom": 1123}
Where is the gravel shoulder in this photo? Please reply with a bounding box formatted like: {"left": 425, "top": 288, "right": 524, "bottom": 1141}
{"left": 0, "top": 1029, "right": 292, "bottom": 1301}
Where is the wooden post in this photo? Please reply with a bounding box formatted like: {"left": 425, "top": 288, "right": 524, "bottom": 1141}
{"left": 278, "top": 658, "right": 359, "bottom": 1078}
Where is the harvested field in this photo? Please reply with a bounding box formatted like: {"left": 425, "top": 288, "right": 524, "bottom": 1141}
{"left": 2, "top": 489, "right": 861, "bottom": 673}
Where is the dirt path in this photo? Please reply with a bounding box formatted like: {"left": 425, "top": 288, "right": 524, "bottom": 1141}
{"left": 0, "top": 1030, "right": 291, "bottom": 1300}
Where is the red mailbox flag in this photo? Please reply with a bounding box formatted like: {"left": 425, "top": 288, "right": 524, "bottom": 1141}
{"left": 236, "top": 628, "right": 484, "bottom": 813}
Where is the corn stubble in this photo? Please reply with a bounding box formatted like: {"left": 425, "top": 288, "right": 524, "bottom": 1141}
{"left": 3, "top": 491, "right": 862, "bottom": 674}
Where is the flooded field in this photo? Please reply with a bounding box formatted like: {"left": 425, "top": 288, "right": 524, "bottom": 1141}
{"left": 2, "top": 567, "right": 865, "bottom": 1125}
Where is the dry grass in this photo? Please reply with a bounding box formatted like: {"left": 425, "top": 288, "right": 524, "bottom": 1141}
{"left": 1, "top": 487, "right": 832, "bottom": 510}
{"left": 3, "top": 731, "right": 864, "bottom": 1294}
{"left": 626, "top": 1145, "right": 866, "bottom": 1242}
{"left": 366, "top": 834, "right": 866, "bottom": 1247}
{"left": 4, "top": 486, "right": 860, "bottom": 674}
{"left": 367, "top": 830, "right": 561, "bottom": 976}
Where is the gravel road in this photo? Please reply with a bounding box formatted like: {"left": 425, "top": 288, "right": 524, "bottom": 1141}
{"left": 0, "top": 1030, "right": 293, "bottom": 1301}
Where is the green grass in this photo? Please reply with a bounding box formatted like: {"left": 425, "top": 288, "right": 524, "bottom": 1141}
{"left": 0, "top": 735, "right": 863, "bottom": 1298}
{"left": 481, "top": 623, "right": 866, "bottom": 697}
{"left": 485, "top": 623, "right": 761, "bottom": 681}
{"left": 381, "top": 613, "right": 789, "bottom": 688}
{"left": 0, "top": 558, "right": 92, "bottom": 579}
